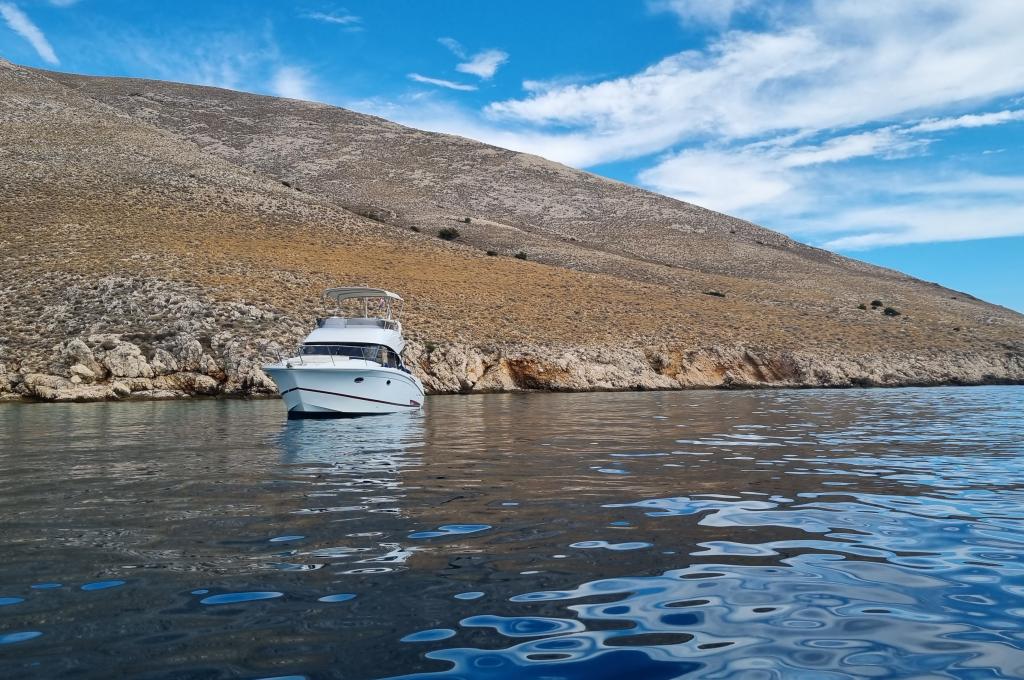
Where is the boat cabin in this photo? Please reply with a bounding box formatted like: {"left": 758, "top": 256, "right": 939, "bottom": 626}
{"left": 298, "top": 287, "right": 409, "bottom": 368}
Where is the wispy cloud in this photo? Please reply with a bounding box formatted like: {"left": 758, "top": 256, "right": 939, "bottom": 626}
{"left": 438, "top": 37, "right": 465, "bottom": 59}
{"left": 0, "top": 2, "right": 59, "bottom": 64}
{"left": 456, "top": 48, "right": 508, "bottom": 80}
{"left": 821, "top": 199, "right": 1024, "bottom": 250}
{"left": 271, "top": 65, "right": 314, "bottom": 100}
{"left": 303, "top": 10, "right": 361, "bottom": 28}
{"left": 648, "top": 0, "right": 758, "bottom": 27}
{"left": 408, "top": 72, "right": 477, "bottom": 91}
{"left": 439, "top": 37, "right": 508, "bottom": 80}
{"left": 487, "top": 3, "right": 1024, "bottom": 166}
{"left": 909, "top": 109, "right": 1024, "bottom": 133}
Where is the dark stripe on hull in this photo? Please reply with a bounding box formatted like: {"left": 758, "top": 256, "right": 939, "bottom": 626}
{"left": 287, "top": 410, "right": 384, "bottom": 420}
{"left": 281, "top": 386, "right": 422, "bottom": 408}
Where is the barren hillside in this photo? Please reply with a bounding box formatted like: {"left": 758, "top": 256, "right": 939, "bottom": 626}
{"left": 1, "top": 58, "right": 1021, "bottom": 402}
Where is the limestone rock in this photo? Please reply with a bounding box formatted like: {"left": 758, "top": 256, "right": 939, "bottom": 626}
{"left": 101, "top": 342, "right": 155, "bottom": 379}
{"left": 69, "top": 363, "right": 97, "bottom": 383}
{"left": 149, "top": 348, "right": 179, "bottom": 376}
{"left": 153, "top": 372, "right": 219, "bottom": 395}
{"left": 61, "top": 338, "right": 105, "bottom": 378}
{"left": 162, "top": 334, "right": 205, "bottom": 372}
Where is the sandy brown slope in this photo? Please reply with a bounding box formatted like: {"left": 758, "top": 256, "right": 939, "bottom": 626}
{"left": 1, "top": 58, "right": 1021, "bottom": 401}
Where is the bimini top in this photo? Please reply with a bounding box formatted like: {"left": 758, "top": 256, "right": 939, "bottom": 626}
{"left": 323, "top": 287, "right": 402, "bottom": 303}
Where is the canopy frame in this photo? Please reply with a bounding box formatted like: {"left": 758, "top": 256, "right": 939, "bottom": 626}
{"left": 321, "top": 286, "right": 404, "bottom": 321}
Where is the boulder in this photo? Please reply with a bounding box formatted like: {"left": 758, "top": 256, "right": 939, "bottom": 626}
{"left": 101, "top": 342, "right": 155, "bottom": 379}
{"left": 69, "top": 363, "right": 97, "bottom": 383}
{"left": 149, "top": 348, "right": 179, "bottom": 376}
{"left": 61, "top": 338, "right": 105, "bottom": 377}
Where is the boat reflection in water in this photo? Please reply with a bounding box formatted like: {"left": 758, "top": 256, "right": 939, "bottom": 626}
{"left": 269, "top": 411, "right": 428, "bottom": 572}
{"left": 274, "top": 409, "right": 425, "bottom": 468}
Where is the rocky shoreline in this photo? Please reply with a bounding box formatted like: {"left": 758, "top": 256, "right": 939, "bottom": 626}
{"left": 3, "top": 332, "right": 1021, "bottom": 404}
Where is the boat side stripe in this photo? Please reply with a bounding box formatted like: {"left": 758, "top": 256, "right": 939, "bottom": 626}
{"left": 280, "top": 386, "right": 421, "bottom": 408}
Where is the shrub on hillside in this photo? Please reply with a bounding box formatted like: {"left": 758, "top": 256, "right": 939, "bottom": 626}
{"left": 438, "top": 227, "right": 460, "bottom": 241}
{"left": 883, "top": 307, "right": 901, "bottom": 316}
{"left": 514, "top": 251, "right": 528, "bottom": 260}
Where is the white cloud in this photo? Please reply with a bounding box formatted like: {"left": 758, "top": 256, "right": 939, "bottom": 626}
{"left": 640, "top": 148, "right": 794, "bottom": 212}
{"left": 407, "top": 73, "right": 477, "bottom": 92}
{"left": 271, "top": 66, "right": 314, "bottom": 100}
{"left": 778, "top": 128, "right": 924, "bottom": 168}
{"left": 456, "top": 49, "right": 509, "bottom": 80}
{"left": 303, "top": 11, "right": 361, "bottom": 26}
{"left": 438, "top": 37, "right": 465, "bottom": 59}
{"left": 0, "top": 2, "right": 59, "bottom": 64}
{"left": 486, "top": 2, "right": 1024, "bottom": 167}
{"left": 909, "top": 109, "right": 1024, "bottom": 133}
{"left": 649, "top": 0, "right": 758, "bottom": 27}
{"left": 637, "top": 127, "right": 928, "bottom": 213}
{"left": 438, "top": 38, "right": 508, "bottom": 79}
{"left": 822, "top": 201, "right": 1024, "bottom": 250}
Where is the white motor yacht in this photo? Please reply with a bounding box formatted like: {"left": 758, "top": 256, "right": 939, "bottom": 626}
{"left": 263, "top": 287, "right": 425, "bottom": 417}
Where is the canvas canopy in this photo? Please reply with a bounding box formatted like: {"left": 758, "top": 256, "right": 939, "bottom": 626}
{"left": 322, "top": 287, "right": 402, "bottom": 303}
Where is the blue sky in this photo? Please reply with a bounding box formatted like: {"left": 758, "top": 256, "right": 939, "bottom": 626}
{"left": 2, "top": 0, "right": 1022, "bottom": 312}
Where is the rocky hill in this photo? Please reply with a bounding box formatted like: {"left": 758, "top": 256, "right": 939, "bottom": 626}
{"left": 1, "top": 58, "right": 1022, "bottom": 402}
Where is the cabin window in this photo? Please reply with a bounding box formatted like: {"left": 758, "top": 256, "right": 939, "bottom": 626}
{"left": 300, "top": 343, "right": 401, "bottom": 368}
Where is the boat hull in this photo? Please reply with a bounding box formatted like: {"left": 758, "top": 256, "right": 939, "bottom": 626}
{"left": 263, "top": 364, "right": 424, "bottom": 417}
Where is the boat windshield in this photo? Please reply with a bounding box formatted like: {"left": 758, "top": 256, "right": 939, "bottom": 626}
{"left": 300, "top": 343, "right": 402, "bottom": 368}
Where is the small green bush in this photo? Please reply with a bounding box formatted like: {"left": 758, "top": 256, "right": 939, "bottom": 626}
{"left": 704, "top": 290, "right": 726, "bottom": 298}
{"left": 424, "top": 341, "right": 437, "bottom": 352}
{"left": 463, "top": 217, "right": 472, "bottom": 223}
{"left": 514, "top": 251, "right": 528, "bottom": 260}
{"left": 857, "top": 303, "right": 867, "bottom": 310}
{"left": 438, "top": 227, "right": 460, "bottom": 241}
{"left": 883, "top": 306, "right": 901, "bottom": 317}
{"left": 409, "top": 225, "right": 420, "bottom": 233}
{"left": 870, "top": 300, "right": 883, "bottom": 308}
{"left": 486, "top": 250, "right": 498, "bottom": 256}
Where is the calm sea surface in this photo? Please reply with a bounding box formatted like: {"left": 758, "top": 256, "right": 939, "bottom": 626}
{"left": 1, "top": 387, "right": 1023, "bottom": 679}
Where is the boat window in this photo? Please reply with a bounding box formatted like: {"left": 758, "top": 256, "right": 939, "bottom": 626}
{"left": 300, "top": 343, "right": 400, "bottom": 367}
{"left": 379, "top": 347, "right": 400, "bottom": 369}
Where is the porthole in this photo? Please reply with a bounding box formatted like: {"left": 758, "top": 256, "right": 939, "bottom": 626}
{"left": 386, "top": 380, "right": 392, "bottom": 385}
{"left": 354, "top": 377, "right": 364, "bottom": 383}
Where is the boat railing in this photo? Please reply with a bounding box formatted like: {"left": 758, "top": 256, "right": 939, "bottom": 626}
{"left": 315, "top": 317, "right": 399, "bottom": 331}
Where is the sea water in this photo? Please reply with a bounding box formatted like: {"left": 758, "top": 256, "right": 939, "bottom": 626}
{"left": 0, "top": 387, "right": 1022, "bottom": 678}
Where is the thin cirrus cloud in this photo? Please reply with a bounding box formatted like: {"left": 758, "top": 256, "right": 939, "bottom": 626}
{"left": 408, "top": 73, "right": 477, "bottom": 92}
{"left": 647, "top": 0, "right": 758, "bottom": 27}
{"left": 0, "top": 2, "right": 59, "bottom": 64}
{"left": 302, "top": 11, "right": 361, "bottom": 28}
